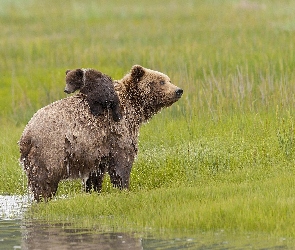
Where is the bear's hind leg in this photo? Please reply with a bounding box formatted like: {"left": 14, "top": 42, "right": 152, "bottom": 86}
{"left": 26, "top": 160, "right": 59, "bottom": 202}
{"left": 30, "top": 179, "right": 59, "bottom": 202}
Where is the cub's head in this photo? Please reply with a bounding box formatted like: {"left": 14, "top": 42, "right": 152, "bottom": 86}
{"left": 64, "top": 69, "right": 85, "bottom": 94}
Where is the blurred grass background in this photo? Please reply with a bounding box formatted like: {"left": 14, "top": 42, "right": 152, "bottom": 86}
{"left": 2, "top": 0, "right": 295, "bottom": 237}
{"left": 2, "top": 0, "right": 295, "bottom": 124}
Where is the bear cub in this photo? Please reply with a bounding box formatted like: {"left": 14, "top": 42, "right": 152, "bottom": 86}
{"left": 65, "top": 68, "right": 122, "bottom": 122}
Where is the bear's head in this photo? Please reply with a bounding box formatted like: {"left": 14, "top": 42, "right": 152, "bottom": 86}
{"left": 119, "top": 65, "right": 183, "bottom": 121}
{"left": 64, "top": 69, "right": 122, "bottom": 122}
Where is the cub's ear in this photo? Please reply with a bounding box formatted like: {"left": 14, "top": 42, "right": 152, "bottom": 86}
{"left": 75, "top": 69, "right": 84, "bottom": 78}
{"left": 131, "top": 65, "right": 145, "bottom": 82}
{"left": 65, "top": 69, "right": 71, "bottom": 75}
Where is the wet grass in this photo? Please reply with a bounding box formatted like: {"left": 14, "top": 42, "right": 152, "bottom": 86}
{"left": 2, "top": 0, "right": 295, "bottom": 239}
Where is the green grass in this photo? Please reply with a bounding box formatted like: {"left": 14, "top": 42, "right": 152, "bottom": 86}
{"left": 27, "top": 112, "right": 295, "bottom": 238}
{"left": 2, "top": 0, "right": 295, "bottom": 239}
{"left": 31, "top": 177, "right": 295, "bottom": 236}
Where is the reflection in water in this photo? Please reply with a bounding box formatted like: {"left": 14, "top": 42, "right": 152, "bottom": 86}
{"left": 0, "top": 195, "right": 30, "bottom": 250}
{"left": 0, "top": 220, "right": 22, "bottom": 250}
{"left": 0, "top": 196, "right": 294, "bottom": 249}
{"left": 0, "top": 219, "right": 292, "bottom": 250}
{"left": 22, "top": 221, "right": 142, "bottom": 250}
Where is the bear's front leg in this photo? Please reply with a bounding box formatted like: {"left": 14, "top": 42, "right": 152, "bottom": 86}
{"left": 84, "top": 161, "right": 107, "bottom": 193}
{"left": 108, "top": 150, "right": 135, "bottom": 190}
{"left": 84, "top": 169, "right": 104, "bottom": 193}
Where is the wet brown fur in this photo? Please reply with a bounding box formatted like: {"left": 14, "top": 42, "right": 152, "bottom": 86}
{"left": 19, "top": 65, "right": 183, "bottom": 201}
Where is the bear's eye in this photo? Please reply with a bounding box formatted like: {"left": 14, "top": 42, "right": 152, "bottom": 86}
{"left": 160, "top": 80, "right": 165, "bottom": 85}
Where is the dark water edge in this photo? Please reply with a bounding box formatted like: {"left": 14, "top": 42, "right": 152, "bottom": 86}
{"left": 1, "top": 195, "right": 295, "bottom": 249}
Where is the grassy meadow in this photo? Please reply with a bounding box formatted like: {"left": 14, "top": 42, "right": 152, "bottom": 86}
{"left": 2, "top": 0, "right": 295, "bottom": 238}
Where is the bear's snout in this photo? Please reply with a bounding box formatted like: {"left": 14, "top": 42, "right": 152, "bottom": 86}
{"left": 175, "top": 88, "right": 183, "bottom": 98}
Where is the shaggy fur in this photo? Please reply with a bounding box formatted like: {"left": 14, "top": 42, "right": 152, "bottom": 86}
{"left": 65, "top": 68, "right": 122, "bottom": 122}
{"left": 19, "top": 65, "right": 183, "bottom": 201}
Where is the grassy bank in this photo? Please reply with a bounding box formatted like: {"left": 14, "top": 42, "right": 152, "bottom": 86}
{"left": 28, "top": 112, "right": 295, "bottom": 237}
{"left": 1, "top": 0, "right": 295, "bottom": 238}
{"left": 32, "top": 179, "right": 295, "bottom": 237}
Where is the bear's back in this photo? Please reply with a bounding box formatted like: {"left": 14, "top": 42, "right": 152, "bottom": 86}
{"left": 20, "top": 94, "right": 109, "bottom": 157}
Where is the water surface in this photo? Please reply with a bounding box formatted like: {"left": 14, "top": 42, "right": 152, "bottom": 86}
{"left": 0, "top": 195, "right": 294, "bottom": 249}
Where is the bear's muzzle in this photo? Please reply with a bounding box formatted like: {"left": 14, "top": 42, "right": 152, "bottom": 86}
{"left": 175, "top": 88, "right": 183, "bottom": 98}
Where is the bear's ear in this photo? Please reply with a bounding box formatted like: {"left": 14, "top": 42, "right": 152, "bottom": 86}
{"left": 65, "top": 69, "right": 71, "bottom": 75}
{"left": 131, "top": 65, "right": 145, "bottom": 82}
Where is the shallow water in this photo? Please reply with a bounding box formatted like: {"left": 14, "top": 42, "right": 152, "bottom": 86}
{"left": 0, "top": 195, "right": 294, "bottom": 249}
{"left": 0, "top": 195, "right": 31, "bottom": 219}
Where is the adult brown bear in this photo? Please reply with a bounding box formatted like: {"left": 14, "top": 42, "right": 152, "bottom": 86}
{"left": 19, "top": 65, "right": 183, "bottom": 201}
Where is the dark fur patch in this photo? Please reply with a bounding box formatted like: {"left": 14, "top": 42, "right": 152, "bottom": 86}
{"left": 65, "top": 69, "right": 122, "bottom": 122}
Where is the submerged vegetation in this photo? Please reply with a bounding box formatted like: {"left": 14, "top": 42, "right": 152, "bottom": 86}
{"left": 1, "top": 0, "right": 295, "bottom": 238}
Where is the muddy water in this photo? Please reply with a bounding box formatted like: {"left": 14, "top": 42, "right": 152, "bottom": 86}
{"left": 0, "top": 195, "right": 294, "bottom": 249}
